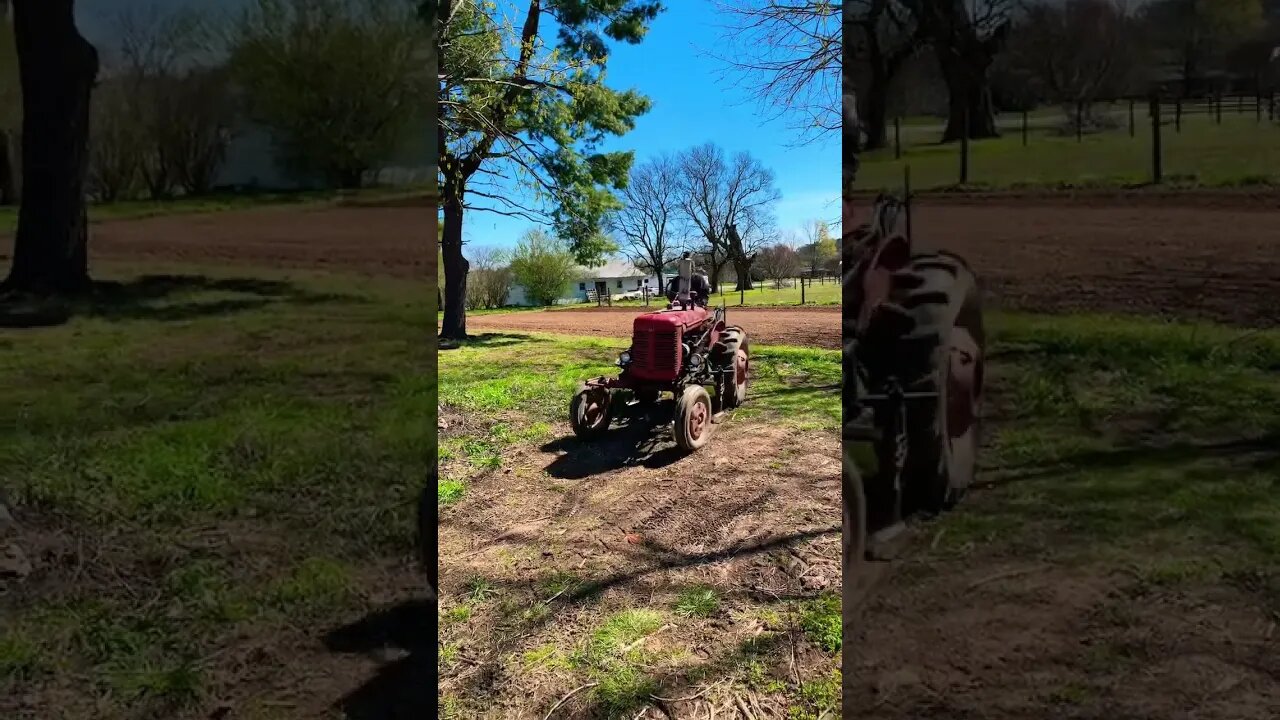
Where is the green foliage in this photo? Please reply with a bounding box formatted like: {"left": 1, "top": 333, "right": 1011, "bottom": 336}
{"left": 441, "top": 0, "right": 661, "bottom": 264}
{"left": 229, "top": 0, "right": 431, "bottom": 189}
{"left": 508, "top": 229, "right": 579, "bottom": 306}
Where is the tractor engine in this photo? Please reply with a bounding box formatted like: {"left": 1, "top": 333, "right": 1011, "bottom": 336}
{"left": 627, "top": 308, "right": 712, "bottom": 384}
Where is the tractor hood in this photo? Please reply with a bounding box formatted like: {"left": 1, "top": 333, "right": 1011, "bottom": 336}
{"left": 635, "top": 306, "right": 709, "bottom": 333}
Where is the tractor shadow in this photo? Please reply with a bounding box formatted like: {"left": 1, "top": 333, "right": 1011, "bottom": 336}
{"left": 322, "top": 599, "right": 436, "bottom": 720}
{"left": 0, "top": 274, "right": 356, "bottom": 328}
{"left": 542, "top": 399, "right": 693, "bottom": 479}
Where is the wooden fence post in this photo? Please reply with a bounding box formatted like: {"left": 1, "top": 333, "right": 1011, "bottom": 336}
{"left": 1076, "top": 100, "right": 1084, "bottom": 142}
{"left": 894, "top": 117, "right": 901, "bottom": 160}
{"left": 1021, "top": 108, "right": 1028, "bottom": 146}
{"left": 1216, "top": 93, "right": 1222, "bottom": 124}
{"left": 1150, "top": 95, "right": 1163, "bottom": 184}
{"left": 1175, "top": 97, "right": 1182, "bottom": 132}
{"left": 1128, "top": 98, "right": 1135, "bottom": 137}
{"left": 959, "top": 106, "right": 970, "bottom": 185}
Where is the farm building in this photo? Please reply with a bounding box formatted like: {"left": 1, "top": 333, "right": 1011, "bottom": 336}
{"left": 506, "top": 259, "right": 659, "bottom": 306}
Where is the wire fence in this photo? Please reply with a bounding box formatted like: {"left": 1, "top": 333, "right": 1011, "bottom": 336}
{"left": 860, "top": 93, "right": 1280, "bottom": 191}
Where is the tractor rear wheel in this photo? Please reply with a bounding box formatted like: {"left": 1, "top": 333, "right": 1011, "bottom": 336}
{"left": 865, "top": 252, "right": 986, "bottom": 514}
{"left": 673, "top": 384, "right": 714, "bottom": 451}
{"left": 712, "top": 326, "right": 749, "bottom": 409}
{"left": 570, "top": 385, "right": 613, "bottom": 440}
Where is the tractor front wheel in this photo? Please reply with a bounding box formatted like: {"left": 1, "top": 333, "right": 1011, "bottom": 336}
{"left": 570, "top": 385, "right": 613, "bottom": 440}
{"left": 673, "top": 385, "right": 714, "bottom": 451}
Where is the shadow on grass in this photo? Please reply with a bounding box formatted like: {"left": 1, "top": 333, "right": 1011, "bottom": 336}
{"left": 322, "top": 599, "right": 436, "bottom": 720}
{"left": 438, "top": 332, "right": 540, "bottom": 351}
{"left": 431, "top": 524, "right": 837, "bottom": 709}
{"left": 0, "top": 274, "right": 358, "bottom": 328}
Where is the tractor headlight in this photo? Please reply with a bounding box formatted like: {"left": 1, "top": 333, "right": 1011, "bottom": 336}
{"left": 618, "top": 351, "right": 631, "bottom": 366}
{"left": 688, "top": 353, "right": 702, "bottom": 368}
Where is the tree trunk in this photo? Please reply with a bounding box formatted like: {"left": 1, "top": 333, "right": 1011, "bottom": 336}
{"left": 733, "top": 257, "right": 754, "bottom": 291}
{"left": 3, "top": 0, "right": 98, "bottom": 294}
{"left": 862, "top": 68, "right": 891, "bottom": 150}
{"left": 439, "top": 181, "right": 469, "bottom": 341}
{"left": 706, "top": 259, "right": 723, "bottom": 294}
{"left": 0, "top": 130, "right": 15, "bottom": 205}
{"left": 939, "top": 59, "right": 999, "bottom": 142}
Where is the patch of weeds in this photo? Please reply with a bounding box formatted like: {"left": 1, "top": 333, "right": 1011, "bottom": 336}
{"left": 439, "top": 642, "right": 459, "bottom": 664}
{"left": 589, "top": 609, "right": 663, "bottom": 658}
{"left": 438, "top": 478, "right": 466, "bottom": 505}
{"left": 463, "top": 576, "right": 498, "bottom": 604}
{"left": 540, "top": 570, "right": 582, "bottom": 599}
{"left": 439, "top": 694, "right": 464, "bottom": 720}
{"left": 442, "top": 605, "right": 472, "bottom": 624}
{"left": 796, "top": 595, "right": 840, "bottom": 653}
{"left": 266, "top": 557, "right": 352, "bottom": 617}
{"left": 788, "top": 669, "right": 840, "bottom": 719}
{"left": 673, "top": 586, "right": 720, "bottom": 618}
{"left": 0, "top": 632, "right": 45, "bottom": 682}
{"left": 1046, "top": 681, "right": 1092, "bottom": 705}
{"left": 105, "top": 658, "right": 203, "bottom": 707}
{"left": 522, "top": 644, "right": 572, "bottom": 671}
{"left": 593, "top": 663, "right": 660, "bottom": 718}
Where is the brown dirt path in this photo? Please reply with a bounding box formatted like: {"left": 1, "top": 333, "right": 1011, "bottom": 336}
{"left": 455, "top": 306, "right": 841, "bottom": 349}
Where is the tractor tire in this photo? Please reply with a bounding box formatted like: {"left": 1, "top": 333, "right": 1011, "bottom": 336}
{"left": 673, "top": 384, "right": 714, "bottom": 451}
{"left": 570, "top": 385, "right": 613, "bottom": 440}
{"left": 712, "top": 326, "right": 749, "bottom": 409}
{"left": 867, "top": 252, "right": 986, "bottom": 514}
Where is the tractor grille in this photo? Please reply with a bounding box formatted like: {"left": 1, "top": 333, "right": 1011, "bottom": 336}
{"left": 632, "top": 328, "right": 679, "bottom": 379}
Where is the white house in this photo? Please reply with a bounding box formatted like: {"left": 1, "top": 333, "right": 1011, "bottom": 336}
{"left": 506, "top": 259, "right": 659, "bottom": 307}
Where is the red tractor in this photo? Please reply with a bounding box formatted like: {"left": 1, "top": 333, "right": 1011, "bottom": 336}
{"left": 569, "top": 254, "right": 750, "bottom": 451}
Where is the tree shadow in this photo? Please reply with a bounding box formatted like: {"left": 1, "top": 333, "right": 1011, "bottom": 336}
{"left": 438, "top": 332, "right": 540, "bottom": 350}
{"left": 0, "top": 274, "right": 359, "bottom": 328}
{"left": 542, "top": 401, "right": 690, "bottom": 479}
{"left": 322, "top": 599, "right": 436, "bottom": 720}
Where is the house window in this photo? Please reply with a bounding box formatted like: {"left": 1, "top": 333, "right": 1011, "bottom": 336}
{"left": 637, "top": 279, "right": 642, "bottom": 288}
{"left": 617, "top": 280, "right": 623, "bottom": 289}
{"left": 579, "top": 282, "right": 586, "bottom": 290}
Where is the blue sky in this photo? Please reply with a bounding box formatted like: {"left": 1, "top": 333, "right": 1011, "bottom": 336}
{"left": 462, "top": 1, "right": 841, "bottom": 251}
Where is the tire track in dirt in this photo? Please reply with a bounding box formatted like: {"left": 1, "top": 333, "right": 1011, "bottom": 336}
{"left": 455, "top": 306, "right": 842, "bottom": 350}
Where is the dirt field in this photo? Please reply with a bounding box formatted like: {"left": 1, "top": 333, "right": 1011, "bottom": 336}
{"left": 458, "top": 306, "right": 842, "bottom": 349}
{"left": 902, "top": 193, "right": 1280, "bottom": 327}
{"left": 0, "top": 204, "right": 427, "bottom": 278}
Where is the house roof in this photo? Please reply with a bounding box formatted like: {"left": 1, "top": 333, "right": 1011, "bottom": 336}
{"left": 577, "top": 259, "right": 649, "bottom": 279}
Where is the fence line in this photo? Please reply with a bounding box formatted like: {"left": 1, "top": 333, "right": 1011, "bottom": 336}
{"left": 882, "top": 93, "right": 1279, "bottom": 187}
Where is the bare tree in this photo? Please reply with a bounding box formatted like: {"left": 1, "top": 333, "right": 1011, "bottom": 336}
{"left": 757, "top": 242, "right": 801, "bottom": 287}
{"left": 1140, "top": 0, "right": 1265, "bottom": 97}
{"left": 1007, "top": 0, "right": 1138, "bottom": 131}
{"left": 903, "top": 0, "right": 1015, "bottom": 141}
{"left": 466, "top": 246, "right": 513, "bottom": 310}
{"left": 113, "top": 5, "right": 235, "bottom": 199}
{"left": 88, "top": 73, "right": 142, "bottom": 202}
{"left": 707, "top": 0, "right": 840, "bottom": 143}
{"left": 0, "top": 1, "right": 17, "bottom": 205}
{"left": 676, "top": 143, "right": 780, "bottom": 292}
{"left": 849, "top": 0, "right": 923, "bottom": 149}
{"left": 611, "top": 154, "right": 684, "bottom": 290}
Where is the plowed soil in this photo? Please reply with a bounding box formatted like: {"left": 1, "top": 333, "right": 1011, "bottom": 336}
{"left": 905, "top": 195, "right": 1280, "bottom": 327}
{"left": 460, "top": 306, "right": 842, "bottom": 349}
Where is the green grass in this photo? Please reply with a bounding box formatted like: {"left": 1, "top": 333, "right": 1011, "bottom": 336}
{"left": 0, "top": 265, "right": 431, "bottom": 717}
{"left": 859, "top": 109, "right": 1280, "bottom": 190}
{"left": 925, "top": 312, "right": 1280, "bottom": 596}
{"left": 0, "top": 184, "right": 432, "bottom": 234}
{"left": 673, "top": 586, "right": 720, "bottom": 618}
